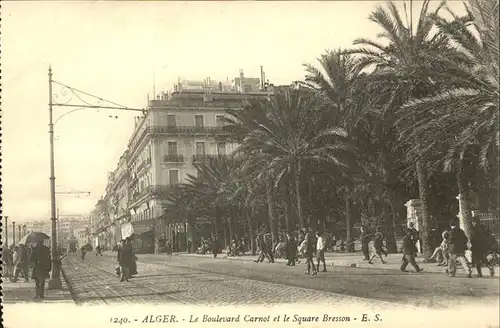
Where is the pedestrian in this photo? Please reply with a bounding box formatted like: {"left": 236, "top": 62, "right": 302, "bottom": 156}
{"left": 470, "top": 216, "right": 495, "bottom": 278}
{"left": 304, "top": 228, "right": 317, "bottom": 275}
{"left": 369, "top": 230, "right": 387, "bottom": 264}
{"left": 400, "top": 230, "right": 423, "bottom": 273}
{"left": 211, "top": 236, "right": 218, "bottom": 258}
{"left": 254, "top": 234, "right": 272, "bottom": 263}
{"left": 360, "top": 226, "right": 370, "bottom": 260}
{"left": 447, "top": 218, "right": 472, "bottom": 278}
{"left": 407, "top": 222, "right": 421, "bottom": 254}
{"left": 265, "top": 234, "right": 274, "bottom": 263}
{"left": 30, "top": 240, "right": 52, "bottom": 300}
{"left": 2, "top": 246, "right": 14, "bottom": 279}
{"left": 315, "top": 230, "right": 328, "bottom": 272}
{"left": 11, "top": 245, "right": 30, "bottom": 282}
{"left": 285, "top": 232, "right": 297, "bottom": 266}
{"left": 80, "top": 245, "right": 87, "bottom": 261}
{"left": 95, "top": 245, "right": 103, "bottom": 256}
{"left": 118, "top": 238, "right": 133, "bottom": 282}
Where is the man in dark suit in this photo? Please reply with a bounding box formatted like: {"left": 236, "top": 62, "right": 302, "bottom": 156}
{"left": 470, "top": 216, "right": 495, "bottom": 277}
{"left": 118, "top": 238, "right": 134, "bottom": 282}
{"left": 401, "top": 230, "right": 423, "bottom": 273}
{"left": 447, "top": 218, "right": 472, "bottom": 278}
{"left": 30, "top": 240, "right": 52, "bottom": 300}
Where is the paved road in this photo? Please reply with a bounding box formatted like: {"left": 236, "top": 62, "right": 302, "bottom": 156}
{"left": 62, "top": 253, "right": 498, "bottom": 309}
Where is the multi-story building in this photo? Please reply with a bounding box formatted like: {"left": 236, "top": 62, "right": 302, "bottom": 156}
{"left": 123, "top": 69, "right": 270, "bottom": 253}
{"left": 88, "top": 68, "right": 273, "bottom": 253}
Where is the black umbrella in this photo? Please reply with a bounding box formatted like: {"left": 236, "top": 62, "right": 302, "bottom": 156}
{"left": 18, "top": 231, "right": 50, "bottom": 245}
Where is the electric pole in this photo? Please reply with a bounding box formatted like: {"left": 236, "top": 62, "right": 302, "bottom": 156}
{"left": 4, "top": 216, "right": 9, "bottom": 247}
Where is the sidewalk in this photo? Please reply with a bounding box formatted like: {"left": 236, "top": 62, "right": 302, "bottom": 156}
{"left": 103, "top": 251, "right": 500, "bottom": 276}
{"left": 2, "top": 277, "right": 74, "bottom": 304}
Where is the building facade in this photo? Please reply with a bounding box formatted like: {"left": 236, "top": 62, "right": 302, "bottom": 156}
{"left": 89, "top": 69, "right": 272, "bottom": 253}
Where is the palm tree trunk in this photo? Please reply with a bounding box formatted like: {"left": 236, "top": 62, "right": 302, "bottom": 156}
{"left": 284, "top": 181, "right": 293, "bottom": 231}
{"left": 245, "top": 209, "right": 256, "bottom": 255}
{"left": 345, "top": 195, "right": 355, "bottom": 252}
{"left": 227, "top": 216, "right": 234, "bottom": 246}
{"left": 293, "top": 160, "right": 304, "bottom": 229}
{"left": 457, "top": 158, "right": 473, "bottom": 238}
{"left": 382, "top": 200, "right": 397, "bottom": 253}
{"left": 266, "top": 179, "right": 278, "bottom": 245}
{"left": 187, "top": 220, "right": 197, "bottom": 253}
{"left": 416, "top": 160, "right": 433, "bottom": 259}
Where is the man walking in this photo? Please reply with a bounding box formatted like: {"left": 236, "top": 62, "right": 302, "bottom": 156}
{"left": 447, "top": 218, "right": 472, "bottom": 278}
{"left": 254, "top": 233, "right": 272, "bottom": 263}
{"left": 30, "top": 240, "right": 52, "bottom": 300}
{"left": 401, "top": 230, "right": 423, "bottom": 273}
{"left": 408, "top": 222, "right": 421, "bottom": 254}
{"left": 2, "top": 246, "right": 14, "bottom": 279}
{"left": 315, "top": 230, "right": 327, "bottom": 272}
{"left": 470, "top": 216, "right": 495, "bottom": 277}
{"left": 12, "top": 244, "right": 30, "bottom": 282}
{"left": 369, "top": 230, "right": 387, "bottom": 264}
{"left": 305, "top": 228, "right": 317, "bottom": 275}
{"left": 95, "top": 245, "right": 103, "bottom": 256}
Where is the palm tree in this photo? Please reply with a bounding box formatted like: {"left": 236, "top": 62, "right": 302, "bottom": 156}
{"left": 304, "top": 49, "right": 405, "bottom": 252}
{"left": 225, "top": 89, "right": 359, "bottom": 231}
{"left": 398, "top": 0, "right": 499, "bottom": 237}
{"left": 347, "top": 0, "right": 454, "bottom": 258}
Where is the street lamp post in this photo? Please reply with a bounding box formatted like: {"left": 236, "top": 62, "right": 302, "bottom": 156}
{"left": 48, "top": 66, "right": 62, "bottom": 289}
{"left": 18, "top": 226, "right": 22, "bottom": 241}
{"left": 46, "top": 67, "right": 145, "bottom": 289}
{"left": 12, "top": 221, "right": 16, "bottom": 246}
{"left": 4, "top": 216, "right": 9, "bottom": 247}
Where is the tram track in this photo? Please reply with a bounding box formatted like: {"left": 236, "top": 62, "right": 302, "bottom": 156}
{"left": 64, "top": 256, "right": 189, "bottom": 305}
{"left": 64, "top": 257, "right": 133, "bottom": 305}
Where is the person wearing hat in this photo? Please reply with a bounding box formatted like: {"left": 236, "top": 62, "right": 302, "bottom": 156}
{"left": 400, "top": 230, "right": 423, "bottom": 273}
{"left": 470, "top": 216, "right": 495, "bottom": 277}
{"left": 30, "top": 240, "right": 52, "bottom": 299}
{"left": 447, "top": 218, "right": 472, "bottom": 278}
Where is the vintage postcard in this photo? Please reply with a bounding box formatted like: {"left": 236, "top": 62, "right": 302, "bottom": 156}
{"left": 1, "top": 0, "right": 499, "bottom": 327}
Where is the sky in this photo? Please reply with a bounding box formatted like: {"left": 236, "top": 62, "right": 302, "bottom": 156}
{"left": 2, "top": 1, "right": 466, "bottom": 224}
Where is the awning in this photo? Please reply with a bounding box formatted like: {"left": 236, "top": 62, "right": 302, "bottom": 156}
{"left": 121, "top": 222, "right": 153, "bottom": 239}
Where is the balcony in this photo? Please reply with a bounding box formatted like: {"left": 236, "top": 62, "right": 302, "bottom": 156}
{"left": 130, "top": 185, "right": 176, "bottom": 205}
{"left": 163, "top": 154, "right": 184, "bottom": 163}
{"left": 151, "top": 125, "right": 227, "bottom": 135}
{"left": 130, "top": 125, "right": 230, "bottom": 154}
{"left": 192, "top": 155, "right": 209, "bottom": 163}
{"left": 137, "top": 157, "right": 152, "bottom": 172}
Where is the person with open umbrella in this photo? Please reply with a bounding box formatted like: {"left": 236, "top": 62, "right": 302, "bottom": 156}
{"left": 18, "top": 231, "right": 50, "bottom": 246}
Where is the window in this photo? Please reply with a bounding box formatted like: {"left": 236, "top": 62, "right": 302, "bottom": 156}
{"left": 217, "top": 142, "right": 226, "bottom": 156}
{"left": 216, "top": 115, "right": 225, "bottom": 127}
{"left": 194, "top": 115, "right": 204, "bottom": 128}
{"left": 169, "top": 170, "right": 179, "bottom": 185}
{"left": 195, "top": 142, "right": 206, "bottom": 155}
{"left": 167, "top": 115, "right": 176, "bottom": 127}
{"left": 244, "top": 84, "right": 252, "bottom": 93}
{"left": 167, "top": 142, "right": 178, "bottom": 155}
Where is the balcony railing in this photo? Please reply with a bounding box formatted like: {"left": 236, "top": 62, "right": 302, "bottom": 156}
{"left": 130, "top": 185, "right": 177, "bottom": 204}
{"left": 192, "top": 155, "right": 208, "bottom": 163}
{"left": 163, "top": 154, "right": 184, "bottom": 163}
{"left": 130, "top": 125, "right": 230, "bottom": 153}
{"left": 151, "top": 125, "right": 227, "bottom": 135}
